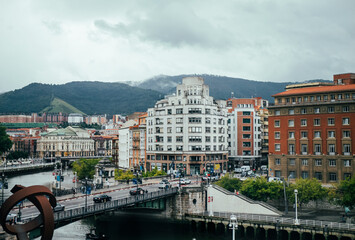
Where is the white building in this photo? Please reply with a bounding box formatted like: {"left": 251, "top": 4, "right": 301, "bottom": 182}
{"left": 68, "top": 113, "right": 84, "bottom": 124}
{"left": 37, "top": 126, "right": 95, "bottom": 158}
{"left": 118, "top": 120, "right": 137, "bottom": 169}
{"left": 146, "top": 76, "right": 229, "bottom": 175}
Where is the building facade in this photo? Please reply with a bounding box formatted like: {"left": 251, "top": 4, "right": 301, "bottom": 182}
{"left": 268, "top": 73, "right": 355, "bottom": 183}
{"left": 146, "top": 77, "right": 229, "bottom": 175}
{"left": 129, "top": 113, "right": 147, "bottom": 172}
{"left": 37, "top": 126, "right": 95, "bottom": 158}
{"left": 227, "top": 97, "right": 268, "bottom": 170}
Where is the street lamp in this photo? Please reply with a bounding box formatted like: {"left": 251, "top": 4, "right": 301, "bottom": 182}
{"left": 294, "top": 189, "right": 299, "bottom": 225}
{"left": 85, "top": 177, "right": 88, "bottom": 212}
{"left": 0, "top": 172, "right": 8, "bottom": 205}
{"left": 229, "top": 214, "right": 238, "bottom": 240}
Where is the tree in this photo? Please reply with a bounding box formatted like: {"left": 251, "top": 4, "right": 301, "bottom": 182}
{"left": 215, "top": 174, "right": 242, "bottom": 192}
{"left": 330, "top": 177, "right": 355, "bottom": 209}
{"left": 72, "top": 158, "right": 100, "bottom": 180}
{"left": 290, "top": 178, "right": 327, "bottom": 207}
{"left": 6, "top": 151, "right": 29, "bottom": 160}
{"left": 240, "top": 177, "right": 283, "bottom": 202}
{"left": 0, "top": 125, "right": 12, "bottom": 155}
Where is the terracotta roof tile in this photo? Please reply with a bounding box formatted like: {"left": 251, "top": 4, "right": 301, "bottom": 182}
{"left": 273, "top": 84, "right": 355, "bottom": 97}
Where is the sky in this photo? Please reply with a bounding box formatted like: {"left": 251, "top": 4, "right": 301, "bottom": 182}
{"left": 1, "top": 0, "right": 354, "bottom": 93}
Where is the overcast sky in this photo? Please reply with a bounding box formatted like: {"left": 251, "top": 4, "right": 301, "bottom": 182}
{"left": 1, "top": 0, "right": 354, "bottom": 92}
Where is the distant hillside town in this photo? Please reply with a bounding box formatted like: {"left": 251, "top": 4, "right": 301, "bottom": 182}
{"left": 0, "top": 73, "right": 354, "bottom": 185}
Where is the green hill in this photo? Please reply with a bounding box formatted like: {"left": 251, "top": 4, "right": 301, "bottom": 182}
{"left": 41, "top": 97, "right": 85, "bottom": 115}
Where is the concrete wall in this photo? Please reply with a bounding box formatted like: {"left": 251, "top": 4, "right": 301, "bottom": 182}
{"left": 207, "top": 185, "right": 281, "bottom": 216}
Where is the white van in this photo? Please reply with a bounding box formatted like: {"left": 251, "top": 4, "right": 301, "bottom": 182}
{"left": 241, "top": 166, "right": 251, "bottom": 172}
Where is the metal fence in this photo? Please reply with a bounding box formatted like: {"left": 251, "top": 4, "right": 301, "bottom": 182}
{"left": 199, "top": 211, "right": 355, "bottom": 231}
{"left": 21, "top": 187, "right": 179, "bottom": 223}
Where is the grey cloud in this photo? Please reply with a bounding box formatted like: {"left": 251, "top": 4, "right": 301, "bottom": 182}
{"left": 42, "top": 20, "right": 63, "bottom": 34}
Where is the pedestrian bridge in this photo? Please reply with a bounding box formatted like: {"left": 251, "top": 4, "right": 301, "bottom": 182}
{"left": 0, "top": 163, "right": 55, "bottom": 176}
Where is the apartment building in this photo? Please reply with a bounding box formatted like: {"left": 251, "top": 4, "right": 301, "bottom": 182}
{"left": 227, "top": 97, "right": 268, "bottom": 170}
{"left": 268, "top": 73, "right": 355, "bottom": 183}
{"left": 146, "top": 77, "right": 228, "bottom": 175}
{"left": 128, "top": 113, "right": 147, "bottom": 172}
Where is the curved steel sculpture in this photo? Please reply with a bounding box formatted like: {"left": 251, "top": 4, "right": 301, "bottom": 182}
{"left": 0, "top": 185, "right": 56, "bottom": 240}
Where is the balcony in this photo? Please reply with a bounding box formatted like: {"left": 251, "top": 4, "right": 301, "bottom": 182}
{"left": 343, "top": 152, "right": 351, "bottom": 156}
{"left": 328, "top": 152, "right": 336, "bottom": 156}
{"left": 288, "top": 152, "right": 295, "bottom": 155}
{"left": 314, "top": 152, "right": 321, "bottom": 155}
{"left": 302, "top": 152, "right": 308, "bottom": 155}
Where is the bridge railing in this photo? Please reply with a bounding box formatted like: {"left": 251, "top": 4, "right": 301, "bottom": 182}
{"left": 21, "top": 187, "right": 178, "bottom": 222}
{"left": 199, "top": 211, "right": 355, "bottom": 231}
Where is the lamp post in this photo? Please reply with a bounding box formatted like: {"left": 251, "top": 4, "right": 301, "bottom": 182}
{"left": 294, "top": 189, "right": 299, "bottom": 225}
{"left": 229, "top": 214, "right": 238, "bottom": 240}
{"left": 85, "top": 177, "right": 88, "bottom": 212}
{"left": 0, "top": 172, "right": 8, "bottom": 205}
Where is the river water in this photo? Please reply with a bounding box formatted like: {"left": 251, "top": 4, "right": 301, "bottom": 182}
{"left": 5, "top": 170, "right": 240, "bottom": 240}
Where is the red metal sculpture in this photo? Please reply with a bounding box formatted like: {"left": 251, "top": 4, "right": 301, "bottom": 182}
{"left": 0, "top": 185, "right": 56, "bottom": 240}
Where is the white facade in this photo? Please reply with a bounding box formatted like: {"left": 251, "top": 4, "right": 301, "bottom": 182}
{"left": 146, "top": 76, "right": 229, "bottom": 175}
{"left": 118, "top": 128, "right": 130, "bottom": 169}
{"left": 68, "top": 113, "right": 84, "bottom": 124}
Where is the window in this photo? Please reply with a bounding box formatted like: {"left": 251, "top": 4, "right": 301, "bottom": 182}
{"left": 328, "top": 107, "right": 334, "bottom": 113}
{"left": 343, "top": 106, "right": 349, "bottom": 112}
{"left": 286, "top": 98, "right": 290, "bottom": 103}
{"left": 289, "top": 159, "right": 295, "bottom": 165}
{"left": 343, "top": 118, "right": 350, "bottom": 125}
{"left": 167, "top": 136, "right": 172, "bottom": 142}
{"left": 338, "top": 94, "right": 342, "bottom": 100}
{"left": 275, "top": 171, "right": 281, "bottom": 177}
{"left": 344, "top": 160, "right": 351, "bottom": 167}
{"left": 314, "top": 107, "right": 320, "bottom": 113}
{"left": 344, "top": 173, "right": 351, "bottom": 180}
{"left": 176, "top": 127, "right": 183, "bottom": 133}
{"left": 275, "top": 158, "right": 281, "bottom": 165}
{"left": 301, "top": 131, "right": 308, "bottom": 138}
{"left": 314, "top": 119, "right": 320, "bottom": 126}
{"left": 315, "top": 159, "right": 322, "bottom": 166}
{"left": 189, "top": 117, "right": 201, "bottom": 123}
{"left": 275, "top": 110, "right": 280, "bottom": 116}
{"left": 189, "top": 136, "right": 202, "bottom": 142}
{"left": 176, "top": 117, "right": 183, "bottom": 124}
{"left": 301, "top": 119, "right": 307, "bottom": 126}
{"left": 205, "top": 117, "right": 211, "bottom": 124}
{"left": 343, "top": 144, "right": 351, "bottom": 154}
{"left": 288, "top": 120, "right": 294, "bottom": 127}
{"left": 301, "top": 159, "right": 308, "bottom": 166}
{"left": 289, "top": 171, "right": 296, "bottom": 178}
{"left": 243, "top": 111, "right": 251, "bottom": 116}
{"left": 314, "top": 144, "right": 321, "bottom": 154}
{"left": 189, "top": 127, "right": 202, "bottom": 133}
{"left": 315, "top": 172, "right": 322, "bottom": 180}
{"left": 167, "top": 118, "right": 172, "bottom": 124}
{"left": 316, "top": 95, "right": 321, "bottom": 101}
{"left": 167, "top": 109, "right": 172, "bottom": 115}
{"left": 289, "top": 132, "right": 295, "bottom": 139}
{"left": 343, "top": 130, "right": 350, "bottom": 138}
{"left": 328, "top": 131, "right": 335, "bottom": 138}
{"left": 176, "top": 146, "right": 183, "bottom": 151}
{"left": 274, "top": 132, "right": 280, "bottom": 139}
{"left": 301, "top": 144, "right": 308, "bottom": 154}
{"left": 275, "top": 120, "right": 280, "bottom": 127}
{"left": 310, "top": 96, "right": 314, "bottom": 102}
{"left": 243, "top": 134, "right": 251, "bottom": 139}
{"left": 328, "top": 118, "right": 335, "bottom": 125}
{"left": 304, "top": 96, "right": 308, "bottom": 102}
{"left": 243, "top": 118, "right": 251, "bottom": 123}
{"left": 205, "top": 136, "right": 211, "bottom": 142}
{"left": 323, "top": 95, "right": 328, "bottom": 101}
{"left": 331, "top": 94, "right": 335, "bottom": 100}
{"left": 243, "top": 126, "right": 251, "bottom": 131}
{"left": 275, "top": 144, "right": 281, "bottom": 151}
{"left": 289, "top": 109, "right": 294, "bottom": 115}
{"left": 301, "top": 171, "right": 309, "bottom": 179}
{"left": 176, "top": 108, "right": 183, "bottom": 114}
{"left": 345, "top": 93, "right": 350, "bottom": 99}
{"left": 243, "top": 142, "right": 251, "bottom": 147}
{"left": 329, "top": 159, "right": 336, "bottom": 166}
{"left": 205, "top": 127, "right": 211, "bottom": 133}
{"left": 301, "top": 108, "right": 307, "bottom": 114}
{"left": 289, "top": 144, "right": 295, "bottom": 155}
{"left": 298, "top": 97, "right": 302, "bottom": 103}
{"left": 329, "top": 173, "right": 337, "bottom": 181}
{"left": 176, "top": 136, "right": 183, "bottom": 142}
{"left": 328, "top": 144, "right": 335, "bottom": 154}
{"left": 314, "top": 131, "right": 321, "bottom": 138}
{"left": 205, "top": 108, "right": 210, "bottom": 114}
{"left": 188, "top": 108, "right": 202, "bottom": 114}
{"left": 167, "top": 127, "right": 172, "bottom": 133}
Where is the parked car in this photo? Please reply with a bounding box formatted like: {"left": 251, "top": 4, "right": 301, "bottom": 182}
{"left": 268, "top": 177, "right": 282, "bottom": 182}
{"left": 93, "top": 194, "right": 112, "bottom": 203}
{"left": 180, "top": 178, "right": 191, "bottom": 185}
{"left": 158, "top": 180, "right": 171, "bottom": 189}
{"left": 260, "top": 165, "right": 268, "bottom": 171}
{"left": 241, "top": 166, "right": 251, "bottom": 172}
{"left": 129, "top": 187, "right": 148, "bottom": 195}
{"left": 53, "top": 203, "right": 65, "bottom": 212}
{"left": 234, "top": 168, "right": 243, "bottom": 173}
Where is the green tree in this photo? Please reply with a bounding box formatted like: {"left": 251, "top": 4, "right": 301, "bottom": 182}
{"left": 72, "top": 158, "right": 100, "bottom": 180}
{"left": 6, "top": 151, "right": 29, "bottom": 160}
{"left": 115, "top": 169, "right": 135, "bottom": 180}
{"left": 290, "top": 178, "right": 327, "bottom": 207}
{"left": 330, "top": 177, "right": 355, "bottom": 209}
{"left": 215, "top": 174, "right": 242, "bottom": 192}
{"left": 0, "top": 125, "right": 12, "bottom": 155}
{"left": 240, "top": 177, "right": 283, "bottom": 202}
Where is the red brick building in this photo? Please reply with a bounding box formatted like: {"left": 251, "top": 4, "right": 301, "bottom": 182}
{"left": 268, "top": 73, "right": 355, "bottom": 183}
